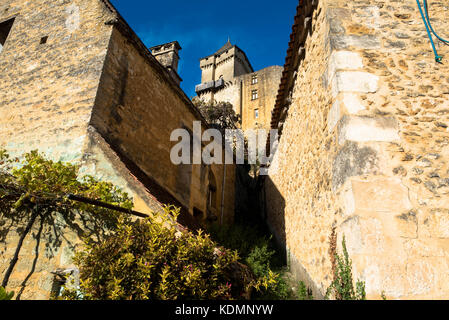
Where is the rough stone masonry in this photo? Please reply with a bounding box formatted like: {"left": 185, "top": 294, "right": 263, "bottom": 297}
{"left": 264, "top": 0, "right": 449, "bottom": 299}
{"left": 0, "top": 0, "right": 235, "bottom": 299}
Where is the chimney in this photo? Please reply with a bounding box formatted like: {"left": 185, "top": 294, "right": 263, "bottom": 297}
{"left": 150, "top": 41, "right": 182, "bottom": 86}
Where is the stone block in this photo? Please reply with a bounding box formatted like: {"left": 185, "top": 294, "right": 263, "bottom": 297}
{"left": 338, "top": 116, "right": 400, "bottom": 145}
{"left": 332, "top": 141, "right": 379, "bottom": 192}
{"left": 341, "top": 93, "right": 366, "bottom": 114}
{"left": 332, "top": 71, "right": 379, "bottom": 97}
{"left": 327, "top": 51, "right": 364, "bottom": 84}
{"left": 329, "top": 34, "right": 381, "bottom": 51}
{"left": 350, "top": 178, "right": 413, "bottom": 213}
{"left": 421, "top": 209, "right": 449, "bottom": 239}
{"left": 395, "top": 211, "right": 418, "bottom": 239}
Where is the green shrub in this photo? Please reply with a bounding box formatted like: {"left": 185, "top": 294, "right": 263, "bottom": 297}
{"left": 297, "top": 281, "right": 313, "bottom": 300}
{"left": 0, "top": 287, "right": 14, "bottom": 300}
{"left": 245, "top": 243, "right": 274, "bottom": 278}
{"left": 208, "top": 222, "right": 293, "bottom": 300}
{"left": 326, "top": 236, "right": 366, "bottom": 300}
{"left": 60, "top": 206, "right": 276, "bottom": 300}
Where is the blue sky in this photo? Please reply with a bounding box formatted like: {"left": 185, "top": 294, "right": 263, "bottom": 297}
{"left": 109, "top": 0, "right": 298, "bottom": 98}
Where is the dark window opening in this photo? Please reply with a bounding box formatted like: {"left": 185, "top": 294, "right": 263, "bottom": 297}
{"left": 193, "top": 207, "right": 204, "bottom": 220}
{"left": 0, "top": 18, "right": 15, "bottom": 54}
{"left": 40, "top": 36, "right": 48, "bottom": 45}
{"left": 207, "top": 171, "right": 217, "bottom": 210}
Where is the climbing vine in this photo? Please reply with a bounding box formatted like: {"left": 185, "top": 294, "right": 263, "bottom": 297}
{"left": 0, "top": 149, "right": 132, "bottom": 294}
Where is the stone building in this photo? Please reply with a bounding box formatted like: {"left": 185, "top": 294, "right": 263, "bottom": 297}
{"left": 0, "top": 0, "right": 235, "bottom": 299}
{"left": 263, "top": 0, "right": 449, "bottom": 299}
{"left": 195, "top": 41, "right": 283, "bottom": 131}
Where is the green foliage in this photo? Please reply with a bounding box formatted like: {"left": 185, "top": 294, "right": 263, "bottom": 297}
{"left": 246, "top": 243, "right": 274, "bottom": 278}
{"left": 297, "top": 281, "right": 313, "bottom": 300}
{"left": 60, "top": 206, "right": 275, "bottom": 300}
{"left": 0, "top": 150, "right": 278, "bottom": 300}
{"left": 381, "top": 291, "right": 387, "bottom": 300}
{"left": 0, "top": 149, "right": 132, "bottom": 226}
{"left": 0, "top": 149, "right": 133, "bottom": 289}
{"left": 208, "top": 222, "right": 292, "bottom": 300}
{"left": 192, "top": 98, "right": 241, "bottom": 131}
{"left": 326, "top": 237, "right": 366, "bottom": 300}
{"left": 0, "top": 149, "right": 132, "bottom": 212}
{"left": 0, "top": 286, "right": 14, "bottom": 300}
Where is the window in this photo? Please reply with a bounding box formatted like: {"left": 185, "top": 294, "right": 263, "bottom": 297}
{"left": 251, "top": 89, "right": 258, "bottom": 100}
{"left": 254, "top": 109, "right": 259, "bottom": 119}
{"left": 251, "top": 74, "right": 258, "bottom": 84}
{"left": 207, "top": 171, "right": 217, "bottom": 210}
{"left": 40, "top": 36, "right": 48, "bottom": 45}
{"left": 0, "top": 18, "right": 15, "bottom": 54}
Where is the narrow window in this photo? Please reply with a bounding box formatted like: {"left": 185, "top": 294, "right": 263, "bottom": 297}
{"left": 0, "top": 18, "right": 15, "bottom": 54}
{"left": 207, "top": 171, "right": 217, "bottom": 210}
{"left": 251, "top": 89, "right": 258, "bottom": 101}
{"left": 251, "top": 74, "right": 258, "bottom": 85}
{"left": 40, "top": 36, "right": 48, "bottom": 45}
{"left": 254, "top": 109, "right": 259, "bottom": 119}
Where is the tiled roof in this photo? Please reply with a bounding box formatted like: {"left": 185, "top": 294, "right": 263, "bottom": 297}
{"left": 266, "top": 0, "right": 317, "bottom": 152}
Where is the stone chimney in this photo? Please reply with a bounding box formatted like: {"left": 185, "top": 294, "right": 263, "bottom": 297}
{"left": 150, "top": 41, "right": 182, "bottom": 86}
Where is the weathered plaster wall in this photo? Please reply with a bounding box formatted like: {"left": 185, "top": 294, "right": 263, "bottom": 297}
{"left": 265, "top": 0, "right": 449, "bottom": 300}
{"left": 0, "top": 209, "right": 117, "bottom": 300}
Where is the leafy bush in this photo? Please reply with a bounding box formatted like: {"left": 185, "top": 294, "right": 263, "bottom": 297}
{"left": 0, "top": 287, "right": 14, "bottom": 300}
{"left": 208, "top": 222, "right": 292, "bottom": 300}
{"left": 326, "top": 236, "right": 366, "bottom": 300}
{"left": 60, "top": 206, "right": 276, "bottom": 300}
{"left": 192, "top": 98, "right": 241, "bottom": 131}
{"left": 297, "top": 281, "right": 313, "bottom": 300}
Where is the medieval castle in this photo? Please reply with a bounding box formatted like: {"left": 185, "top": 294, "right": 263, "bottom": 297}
{"left": 1, "top": 0, "right": 449, "bottom": 300}
{"left": 195, "top": 40, "right": 283, "bottom": 131}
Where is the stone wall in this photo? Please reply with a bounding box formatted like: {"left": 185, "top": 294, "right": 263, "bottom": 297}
{"left": 0, "top": 0, "right": 113, "bottom": 162}
{"left": 265, "top": 0, "right": 449, "bottom": 299}
{"left": 0, "top": 0, "right": 236, "bottom": 299}
{"left": 240, "top": 66, "right": 283, "bottom": 131}
{"left": 91, "top": 27, "right": 235, "bottom": 224}
{"left": 198, "top": 66, "right": 283, "bottom": 132}
{"left": 264, "top": 0, "right": 336, "bottom": 299}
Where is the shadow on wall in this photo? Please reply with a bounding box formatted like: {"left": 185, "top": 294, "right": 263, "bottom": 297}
{"left": 84, "top": 128, "right": 202, "bottom": 232}
{"left": 259, "top": 175, "right": 286, "bottom": 261}
{"left": 0, "top": 204, "right": 120, "bottom": 300}
{"left": 261, "top": 175, "right": 326, "bottom": 299}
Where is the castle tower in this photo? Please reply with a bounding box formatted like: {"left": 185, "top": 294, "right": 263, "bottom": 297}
{"left": 195, "top": 40, "right": 253, "bottom": 101}
{"left": 150, "top": 41, "right": 182, "bottom": 86}
{"left": 195, "top": 41, "right": 282, "bottom": 132}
